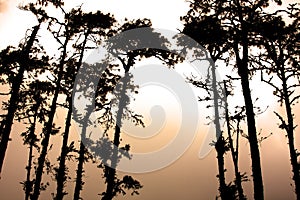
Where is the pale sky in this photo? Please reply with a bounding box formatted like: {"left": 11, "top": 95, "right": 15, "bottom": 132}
{"left": 0, "top": 0, "right": 189, "bottom": 49}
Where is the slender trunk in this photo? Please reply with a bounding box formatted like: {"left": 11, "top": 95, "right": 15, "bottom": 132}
{"left": 238, "top": 63, "right": 264, "bottom": 200}
{"left": 102, "top": 60, "right": 131, "bottom": 200}
{"left": 73, "top": 142, "right": 85, "bottom": 200}
{"left": 233, "top": 3, "right": 264, "bottom": 197}
{"left": 55, "top": 97, "right": 72, "bottom": 200}
{"left": 31, "top": 34, "right": 70, "bottom": 200}
{"left": 73, "top": 105, "right": 92, "bottom": 200}
{"left": 224, "top": 81, "right": 245, "bottom": 200}
{"left": 239, "top": 67, "right": 263, "bottom": 200}
{"left": 25, "top": 136, "right": 34, "bottom": 200}
{"left": 57, "top": 30, "right": 89, "bottom": 200}
{"left": 73, "top": 104, "right": 92, "bottom": 200}
{"left": 25, "top": 112, "right": 38, "bottom": 200}
{"left": 280, "top": 65, "right": 300, "bottom": 200}
{"left": 211, "top": 64, "right": 227, "bottom": 199}
{"left": 0, "top": 24, "right": 41, "bottom": 175}
{"left": 0, "top": 119, "right": 5, "bottom": 142}
{"left": 234, "top": 1, "right": 264, "bottom": 198}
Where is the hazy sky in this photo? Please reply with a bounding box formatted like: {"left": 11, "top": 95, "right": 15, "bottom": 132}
{"left": 0, "top": 0, "right": 8, "bottom": 13}
{"left": 0, "top": 0, "right": 299, "bottom": 200}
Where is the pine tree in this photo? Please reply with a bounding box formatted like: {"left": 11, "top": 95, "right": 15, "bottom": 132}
{"left": 253, "top": 6, "right": 300, "bottom": 198}
{"left": 0, "top": 23, "right": 41, "bottom": 175}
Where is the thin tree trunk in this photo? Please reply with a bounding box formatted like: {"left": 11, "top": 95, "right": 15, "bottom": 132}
{"left": 232, "top": 4, "right": 264, "bottom": 197}
{"left": 73, "top": 107, "right": 92, "bottom": 200}
{"left": 73, "top": 142, "right": 85, "bottom": 200}
{"left": 224, "top": 81, "right": 246, "bottom": 200}
{"left": 238, "top": 62, "right": 264, "bottom": 200}
{"left": 57, "top": 29, "right": 89, "bottom": 200}
{"left": 211, "top": 64, "right": 227, "bottom": 200}
{"left": 31, "top": 34, "right": 70, "bottom": 200}
{"left": 238, "top": 66, "right": 264, "bottom": 200}
{"left": 102, "top": 82, "right": 127, "bottom": 200}
{"left": 102, "top": 59, "right": 131, "bottom": 200}
{"left": 234, "top": 1, "right": 264, "bottom": 198}
{"left": 25, "top": 134, "right": 34, "bottom": 200}
{"left": 25, "top": 111, "right": 38, "bottom": 200}
{"left": 55, "top": 97, "right": 72, "bottom": 200}
{"left": 280, "top": 65, "right": 300, "bottom": 200}
{"left": 0, "top": 24, "right": 41, "bottom": 175}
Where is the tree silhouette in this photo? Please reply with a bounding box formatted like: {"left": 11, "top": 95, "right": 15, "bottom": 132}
{"left": 16, "top": 80, "right": 53, "bottom": 200}
{"left": 51, "top": 9, "right": 116, "bottom": 200}
{"left": 71, "top": 58, "right": 143, "bottom": 200}
{"left": 224, "top": 80, "right": 247, "bottom": 200}
{"left": 30, "top": 5, "right": 82, "bottom": 200}
{"left": 65, "top": 12, "right": 117, "bottom": 200}
{"left": 100, "top": 19, "right": 161, "bottom": 200}
{"left": 253, "top": 5, "right": 300, "bottom": 198}
{"left": 180, "top": 6, "right": 230, "bottom": 199}
{"left": 100, "top": 56, "right": 142, "bottom": 200}
{"left": 55, "top": 59, "right": 77, "bottom": 200}
{"left": 0, "top": 23, "right": 41, "bottom": 176}
{"left": 0, "top": 0, "right": 63, "bottom": 193}
{"left": 2, "top": 0, "right": 300, "bottom": 199}
{"left": 186, "top": 63, "right": 234, "bottom": 199}
{"left": 75, "top": 19, "right": 183, "bottom": 199}
{"left": 179, "top": 1, "right": 287, "bottom": 199}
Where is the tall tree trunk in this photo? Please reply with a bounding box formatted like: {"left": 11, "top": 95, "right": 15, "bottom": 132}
{"left": 238, "top": 62, "right": 264, "bottom": 200}
{"left": 31, "top": 34, "right": 70, "bottom": 200}
{"left": 25, "top": 131, "right": 34, "bottom": 200}
{"left": 73, "top": 108, "right": 91, "bottom": 200}
{"left": 55, "top": 97, "right": 72, "bottom": 200}
{"left": 102, "top": 60, "right": 131, "bottom": 200}
{"left": 57, "top": 29, "right": 89, "bottom": 200}
{"left": 211, "top": 64, "right": 227, "bottom": 199}
{"left": 25, "top": 104, "right": 39, "bottom": 200}
{"left": 280, "top": 65, "right": 300, "bottom": 200}
{"left": 73, "top": 142, "right": 85, "bottom": 200}
{"left": 237, "top": 60, "right": 264, "bottom": 200}
{"left": 0, "top": 24, "right": 41, "bottom": 175}
{"left": 224, "top": 81, "right": 246, "bottom": 200}
{"left": 234, "top": 2, "right": 264, "bottom": 197}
